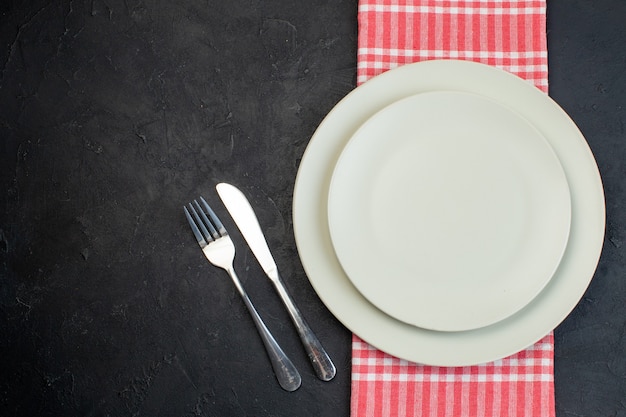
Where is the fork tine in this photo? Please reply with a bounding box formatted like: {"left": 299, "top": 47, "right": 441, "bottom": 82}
{"left": 200, "top": 196, "right": 228, "bottom": 236}
{"left": 184, "top": 206, "right": 208, "bottom": 247}
{"left": 188, "top": 201, "right": 215, "bottom": 242}
{"left": 193, "top": 200, "right": 220, "bottom": 239}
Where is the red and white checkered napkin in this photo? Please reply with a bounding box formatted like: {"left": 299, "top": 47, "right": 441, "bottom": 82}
{"left": 352, "top": 1, "right": 554, "bottom": 416}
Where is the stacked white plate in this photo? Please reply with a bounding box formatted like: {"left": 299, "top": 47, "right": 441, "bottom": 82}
{"left": 292, "top": 60, "right": 605, "bottom": 366}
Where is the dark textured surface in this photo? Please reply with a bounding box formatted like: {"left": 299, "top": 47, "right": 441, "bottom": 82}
{"left": 548, "top": 2, "right": 626, "bottom": 416}
{"left": 0, "top": 0, "right": 624, "bottom": 416}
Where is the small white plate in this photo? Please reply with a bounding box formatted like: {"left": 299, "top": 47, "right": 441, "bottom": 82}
{"left": 292, "top": 60, "right": 605, "bottom": 366}
{"left": 327, "top": 91, "right": 571, "bottom": 332}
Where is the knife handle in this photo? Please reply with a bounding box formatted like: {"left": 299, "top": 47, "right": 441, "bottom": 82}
{"left": 273, "top": 273, "right": 336, "bottom": 381}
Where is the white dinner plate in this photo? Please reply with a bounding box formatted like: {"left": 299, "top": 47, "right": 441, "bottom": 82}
{"left": 327, "top": 91, "right": 571, "bottom": 332}
{"left": 292, "top": 60, "right": 605, "bottom": 366}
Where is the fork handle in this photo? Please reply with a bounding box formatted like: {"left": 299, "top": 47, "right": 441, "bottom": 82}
{"left": 272, "top": 273, "right": 337, "bottom": 381}
{"left": 227, "top": 267, "right": 301, "bottom": 392}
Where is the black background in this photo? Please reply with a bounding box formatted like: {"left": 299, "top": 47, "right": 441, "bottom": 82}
{"left": 1, "top": 0, "right": 625, "bottom": 416}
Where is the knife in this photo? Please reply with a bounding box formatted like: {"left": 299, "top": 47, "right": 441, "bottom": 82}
{"left": 216, "top": 182, "right": 336, "bottom": 381}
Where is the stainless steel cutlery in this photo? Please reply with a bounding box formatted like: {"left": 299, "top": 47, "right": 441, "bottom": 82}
{"left": 216, "top": 182, "right": 336, "bottom": 382}
{"left": 184, "top": 184, "right": 335, "bottom": 389}
{"left": 184, "top": 197, "right": 301, "bottom": 392}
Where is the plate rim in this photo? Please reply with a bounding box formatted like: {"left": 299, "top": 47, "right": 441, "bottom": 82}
{"left": 292, "top": 59, "right": 605, "bottom": 366}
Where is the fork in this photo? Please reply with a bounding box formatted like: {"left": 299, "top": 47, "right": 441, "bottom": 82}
{"left": 184, "top": 197, "right": 301, "bottom": 392}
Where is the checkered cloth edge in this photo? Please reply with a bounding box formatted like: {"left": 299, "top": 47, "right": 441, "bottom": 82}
{"left": 352, "top": 334, "right": 554, "bottom": 417}
{"left": 357, "top": 0, "right": 548, "bottom": 92}
{"left": 352, "top": 1, "right": 554, "bottom": 416}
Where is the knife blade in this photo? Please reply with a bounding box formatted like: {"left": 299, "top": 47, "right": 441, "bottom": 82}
{"left": 216, "top": 182, "right": 336, "bottom": 381}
